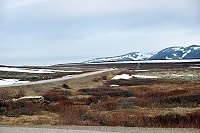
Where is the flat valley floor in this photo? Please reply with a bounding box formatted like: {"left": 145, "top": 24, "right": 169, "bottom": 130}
{"left": 0, "top": 62, "right": 200, "bottom": 128}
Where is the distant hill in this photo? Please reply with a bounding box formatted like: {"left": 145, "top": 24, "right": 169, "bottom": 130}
{"left": 84, "top": 45, "right": 200, "bottom": 63}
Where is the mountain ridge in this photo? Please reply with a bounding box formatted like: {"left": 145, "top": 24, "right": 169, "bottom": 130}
{"left": 84, "top": 45, "right": 200, "bottom": 63}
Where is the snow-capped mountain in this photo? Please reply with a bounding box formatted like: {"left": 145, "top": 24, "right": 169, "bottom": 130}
{"left": 84, "top": 52, "right": 156, "bottom": 63}
{"left": 84, "top": 45, "right": 200, "bottom": 63}
{"left": 150, "top": 45, "right": 200, "bottom": 60}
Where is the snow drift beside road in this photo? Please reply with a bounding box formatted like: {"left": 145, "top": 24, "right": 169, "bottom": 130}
{"left": 0, "top": 79, "right": 29, "bottom": 86}
{"left": 0, "top": 67, "right": 83, "bottom": 73}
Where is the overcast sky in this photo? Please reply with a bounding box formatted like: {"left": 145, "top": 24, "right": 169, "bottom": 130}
{"left": 1, "top": 0, "right": 200, "bottom": 66}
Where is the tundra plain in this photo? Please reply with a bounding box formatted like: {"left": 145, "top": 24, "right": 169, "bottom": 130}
{"left": 0, "top": 62, "right": 200, "bottom": 128}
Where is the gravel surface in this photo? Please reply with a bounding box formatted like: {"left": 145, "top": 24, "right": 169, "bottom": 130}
{"left": 0, "top": 126, "right": 199, "bottom": 133}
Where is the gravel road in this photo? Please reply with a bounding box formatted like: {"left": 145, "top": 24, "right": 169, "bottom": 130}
{"left": 0, "top": 126, "right": 199, "bottom": 133}
{"left": 0, "top": 69, "right": 114, "bottom": 88}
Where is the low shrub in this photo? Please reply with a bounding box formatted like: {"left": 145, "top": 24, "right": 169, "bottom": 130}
{"left": 84, "top": 111, "right": 200, "bottom": 128}
{"left": 78, "top": 88, "right": 135, "bottom": 97}
{"left": 86, "top": 95, "right": 110, "bottom": 105}
{"left": 46, "top": 100, "right": 74, "bottom": 113}
{"left": 85, "top": 112, "right": 146, "bottom": 127}
{"left": 0, "top": 100, "right": 43, "bottom": 117}
{"left": 117, "top": 97, "right": 141, "bottom": 107}
{"left": 148, "top": 111, "right": 200, "bottom": 128}
{"left": 137, "top": 89, "right": 190, "bottom": 99}
{"left": 107, "top": 90, "right": 135, "bottom": 97}
{"left": 101, "top": 76, "right": 107, "bottom": 80}
{"left": 91, "top": 100, "right": 118, "bottom": 111}
{"left": 42, "top": 89, "right": 71, "bottom": 102}
{"left": 47, "top": 89, "right": 71, "bottom": 96}
{"left": 78, "top": 88, "right": 110, "bottom": 95}
{"left": 92, "top": 78, "right": 101, "bottom": 82}
{"left": 137, "top": 90, "right": 166, "bottom": 99}
{"left": 43, "top": 93, "right": 67, "bottom": 102}
{"left": 165, "top": 89, "right": 189, "bottom": 96}
{"left": 161, "top": 94, "right": 200, "bottom": 107}
{"left": 62, "top": 84, "right": 70, "bottom": 89}
{"left": 92, "top": 76, "right": 107, "bottom": 82}
{"left": 109, "top": 78, "right": 164, "bottom": 86}
{"left": 14, "top": 89, "right": 25, "bottom": 99}
{"left": 61, "top": 105, "right": 88, "bottom": 125}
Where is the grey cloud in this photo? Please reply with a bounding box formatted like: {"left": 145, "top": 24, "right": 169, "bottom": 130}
{"left": 1, "top": 0, "right": 200, "bottom": 65}
{"left": 3, "top": 0, "right": 199, "bottom": 18}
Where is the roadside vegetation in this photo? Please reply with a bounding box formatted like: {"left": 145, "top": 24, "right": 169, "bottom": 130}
{"left": 0, "top": 65, "right": 200, "bottom": 128}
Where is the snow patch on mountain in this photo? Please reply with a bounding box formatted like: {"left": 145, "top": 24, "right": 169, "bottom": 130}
{"left": 182, "top": 50, "right": 192, "bottom": 58}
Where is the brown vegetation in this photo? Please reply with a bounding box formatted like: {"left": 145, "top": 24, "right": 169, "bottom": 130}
{"left": 0, "top": 64, "right": 200, "bottom": 128}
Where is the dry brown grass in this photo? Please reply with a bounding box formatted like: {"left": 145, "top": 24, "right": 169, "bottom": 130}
{"left": 0, "top": 111, "right": 60, "bottom": 126}
{"left": 0, "top": 66, "right": 200, "bottom": 128}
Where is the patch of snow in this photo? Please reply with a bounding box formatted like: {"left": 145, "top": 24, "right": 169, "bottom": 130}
{"left": 110, "top": 84, "right": 119, "bottom": 87}
{"left": 134, "top": 52, "right": 155, "bottom": 60}
{"left": 0, "top": 79, "right": 29, "bottom": 86}
{"left": 133, "top": 75, "right": 158, "bottom": 79}
{"left": 54, "top": 70, "right": 83, "bottom": 73}
{"left": 112, "top": 74, "right": 132, "bottom": 80}
{"left": 182, "top": 53, "right": 187, "bottom": 58}
{"left": 63, "top": 75, "right": 74, "bottom": 78}
{"left": 179, "top": 48, "right": 185, "bottom": 53}
{"left": 172, "top": 74, "right": 183, "bottom": 77}
{"left": 12, "top": 96, "right": 44, "bottom": 102}
{"left": 173, "top": 54, "right": 177, "bottom": 56}
{"left": 182, "top": 50, "right": 192, "bottom": 58}
{"left": 134, "top": 70, "right": 149, "bottom": 72}
{"left": 189, "top": 66, "right": 200, "bottom": 68}
{"left": 191, "top": 46, "right": 200, "bottom": 50}
{"left": 187, "top": 50, "right": 192, "bottom": 53}
{"left": 172, "top": 47, "right": 182, "bottom": 51}
{"left": 170, "top": 74, "right": 193, "bottom": 78}
{"left": 165, "top": 57, "right": 172, "bottom": 59}
{"left": 0, "top": 67, "right": 83, "bottom": 73}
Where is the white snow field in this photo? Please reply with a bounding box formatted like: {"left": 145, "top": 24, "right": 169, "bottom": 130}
{"left": 0, "top": 79, "right": 29, "bottom": 86}
{"left": 132, "top": 75, "right": 158, "bottom": 79}
{"left": 112, "top": 74, "right": 132, "bottom": 80}
{"left": 112, "top": 74, "right": 158, "bottom": 80}
{"left": 0, "top": 67, "right": 83, "bottom": 73}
